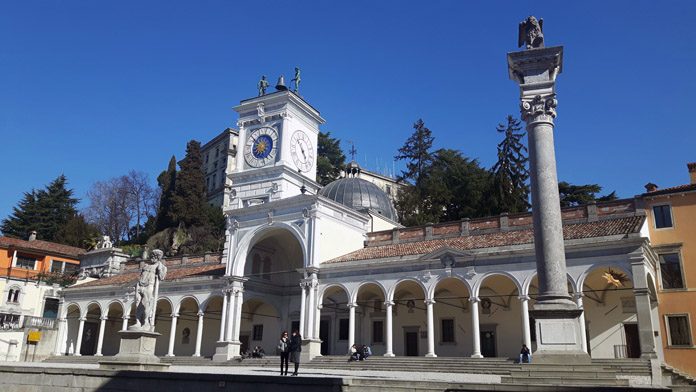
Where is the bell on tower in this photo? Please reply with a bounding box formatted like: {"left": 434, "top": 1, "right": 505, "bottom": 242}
{"left": 275, "top": 75, "right": 288, "bottom": 91}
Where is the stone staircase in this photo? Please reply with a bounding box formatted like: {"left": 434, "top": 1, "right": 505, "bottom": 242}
{"left": 43, "top": 355, "right": 670, "bottom": 390}
{"left": 307, "top": 356, "right": 655, "bottom": 388}
{"left": 662, "top": 364, "right": 696, "bottom": 392}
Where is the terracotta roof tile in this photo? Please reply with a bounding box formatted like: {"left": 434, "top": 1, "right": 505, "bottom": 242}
{"left": 328, "top": 215, "right": 645, "bottom": 263}
{"left": 0, "top": 236, "right": 85, "bottom": 259}
{"left": 74, "top": 262, "right": 226, "bottom": 288}
{"left": 643, "top": 183, "right": 696, "bottom": 196}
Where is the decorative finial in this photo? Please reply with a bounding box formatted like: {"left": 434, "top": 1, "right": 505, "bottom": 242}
{"left": 518, "top": 16, "right": 544, "bottom": 49}
{"left": 291, "top": 67, "right": 301, "bottom": 93}
{"left": 275, "top": 75, "right": 288, "bottom": 91}
{"left": 257, "top": 75, "right": 269, "bottom": 96}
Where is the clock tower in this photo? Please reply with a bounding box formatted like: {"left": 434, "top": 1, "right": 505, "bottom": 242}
{"left": 227, "top": 89, "right": 324, "bottom": 209}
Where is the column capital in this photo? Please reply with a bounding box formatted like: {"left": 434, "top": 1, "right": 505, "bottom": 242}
{"left": 316, "top": 304, "right": 323, "bottom": 310}
{"left": 197, "top": 311, "right": 205, "bottom": 317}
{"left": 347, "top": 302, "right": 358, "bottom": 309}
{"left": 424, "top": 299, "right": 436, "bottom": 305}
{"left": 384, "top": 300, "right": 395, "bottom": 307}
{"left": 572, "top": 292, "right": 584, "bottom": 300}
{"left": 58, "top": 317, "right": 67, "bottom": 322}
{"left": 122, "top": 315, "right": 130, "bottom": 320}
{"left": 633, "top": 287, "right": 650, "bottom": 296}
{"left": 469, "top": 297, "right": 480, "bottom": 303}
{"left": 79, "top": 317, "right": 87, "bottom": 322}
{"left": 518, "top": 295, "right": 531, "bottom": 302}
{"left": 100, "top": 315, "right": 109, "bottom": 321}
{"left": 521, "top": 94, "right": 557, "bottom": 124}
{"left": 171, "top": 313, "right": 179, "bottom": 318}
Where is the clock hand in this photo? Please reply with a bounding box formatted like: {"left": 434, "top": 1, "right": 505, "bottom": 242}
{"left": 299, "top": 144, "right": 307, "bottom": 159}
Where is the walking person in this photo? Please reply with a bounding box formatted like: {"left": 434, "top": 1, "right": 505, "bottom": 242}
{"left": 288, "top": 329, "right": 302, "bottom": 376}
{"left": 278, "top": 331, "right": 290, "bottom": 375}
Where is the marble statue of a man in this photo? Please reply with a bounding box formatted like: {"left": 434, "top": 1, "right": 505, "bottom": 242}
{"left": 133, "top": 249, "right": 167, "bottom": 330}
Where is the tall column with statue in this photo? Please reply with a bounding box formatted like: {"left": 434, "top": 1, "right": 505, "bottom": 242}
{"left": 98, "top": 250, "right": 170, "bottom": 370}
{"left": 507, "top": 17, "right": 588, "bottom": 363}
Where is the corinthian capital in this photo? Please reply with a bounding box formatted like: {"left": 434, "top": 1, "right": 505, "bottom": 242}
{"left": 521, "top": 94, "right": 557, "bottom": 123}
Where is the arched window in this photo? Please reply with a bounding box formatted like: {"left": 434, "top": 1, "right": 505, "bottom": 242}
{"left": 12, "top": 290, "right": 19, "bottom": 303}
{"left": 6, "top": 288, "right": 20, "bottom": 304}
{"left": 7, "top": 289, "right": 13, "bottom": 302}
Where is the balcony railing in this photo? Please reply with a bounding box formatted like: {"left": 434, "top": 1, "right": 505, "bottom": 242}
{"left": 22, "top": 316, "right": 56, "bottom": 330}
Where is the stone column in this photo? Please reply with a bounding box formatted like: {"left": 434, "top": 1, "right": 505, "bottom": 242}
{"left": 574, "top": 293, "right": 588, "bottom": 353}
{"left": 75, "top": 317, "right": 86, "bottom": 356}
{"left": 299, "top": 282, "right": 307, "bottom": 336}
{"left": 231, "top": 286, "right": 244, "bottom": 342}
{"left": 121, "top": 316, "right": 129, "bottom": 331}
{"left": 219, "top": 290, "right": 228, "bottom": 342}
{"left": 54, "top": 317, "right": 67, "bottom": 356}
{"left": 519, "top": 296, "right": 532, "bottom": 349}
{"left": 194, "top": 311, "right": 204, "bottom": 357}
{"left": 306, "top": 281, "right": 316, "bottom": 339}
{"left": 314, "top": 304, "right": 322, "bottom": 340}
{"left": 348, "top": 302, "right": 357, "bottom": 353}
{"left": 425, "top": 299, "right": 437, "bottom": 357}
{"left": 470, "top": 297, "right": 482, "bottom": 358}
{"left": 225, "top": 290, "right": 235, "bottom": 342}
{"left": 631, "top": 258, "right": 658, "bottom": 359}
{"left": 508, "top": 38, "right": 586, "bottom": 362}
{"left": 384, "top": 301, "right": 395, "bottom": 357}
{"left": 166, "top": 313, "right": 179, "bottom": 357}
{"left": 95, "top": 315, "right": 107, "bottom": 356}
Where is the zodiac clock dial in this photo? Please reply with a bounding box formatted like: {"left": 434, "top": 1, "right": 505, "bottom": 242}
{"left": 244, "top": 127, "right": 279, "bottom": 168}
{"left": 290, "top": 130, "right": 314, "bottom": 172}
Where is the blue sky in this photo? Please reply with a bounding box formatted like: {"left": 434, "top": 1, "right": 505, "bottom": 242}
{"left": 1, "top": 1, "right": 695, "bottom": 220}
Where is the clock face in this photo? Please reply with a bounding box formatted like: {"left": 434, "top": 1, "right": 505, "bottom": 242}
{"left": 244, "top": 127, "right": 278, "bottom": 168}
{"left": 290, "top": 130, "right": 314, "bottom": 172}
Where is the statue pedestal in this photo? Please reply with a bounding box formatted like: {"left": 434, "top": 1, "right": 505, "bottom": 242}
{"left": 530, "top": 308, "right": 590, "bottom": 364}
{"left": 98, "top": 329, "right": 170, "bottom": 371}
{"left": 212, "top": 341, "right": 241, "bottom": 362}
{"left": 300, "top": 339, "right": 322, "bottom": 362}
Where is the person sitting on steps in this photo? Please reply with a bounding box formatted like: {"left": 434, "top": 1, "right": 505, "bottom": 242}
{"left": 519, "top": 344, "right": 531, "bottom": 363}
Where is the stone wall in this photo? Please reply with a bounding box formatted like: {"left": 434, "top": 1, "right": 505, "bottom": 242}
{"left": 0, "top": 365, "right": 346, "bottom": 392}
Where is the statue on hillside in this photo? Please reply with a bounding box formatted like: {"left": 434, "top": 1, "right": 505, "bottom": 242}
{"left": 258, "top": 75, "right": 269, "bottom": 96}
{"left": 518, "top": 16, "right": 544, "bottom": 49}
{"left": 132, "top": 249, "right": 167, "bottom": 331}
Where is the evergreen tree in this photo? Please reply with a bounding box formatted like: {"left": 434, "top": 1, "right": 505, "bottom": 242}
{"left": 1, "top": 175, "right": 78, "bottom": 242}
{"left": 425, "top": 149, "right": 493, "bottom": 221}
{"left": 490, "top": 116, "right": 529, "bottom": 214}
{"left": 172, "top": 141, "right": 208, "bottom": 227}
{"left": 1, "top": 190, "right": 41, "bottom": 239}
{"left": 558, "top": 182, "right": 618, "bottom": 207}
{"left": 155, "top": 156, "right": 177, "bottom": 231}
{"left": 54, "top": 213, "right": 100, "bottom": 249}
{"left": 395, "top": 119, "right": 434, "bottom": 186}
{"left": 316, "top": 131, "right": 346, "bottom": 186}
{"left": 394, "top": 119, "right": 435, "bottom": 225}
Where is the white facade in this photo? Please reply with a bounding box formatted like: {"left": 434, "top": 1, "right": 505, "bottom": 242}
{"left": 201, "top": 128, "right": 238, "bottom": 207}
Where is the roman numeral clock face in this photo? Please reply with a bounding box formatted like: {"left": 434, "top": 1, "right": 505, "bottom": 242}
{"left": 290, "top": 130, "right": 314, "bottom": 173}
{"left": 244, "top": 127, "right": 278, "bottom": 168}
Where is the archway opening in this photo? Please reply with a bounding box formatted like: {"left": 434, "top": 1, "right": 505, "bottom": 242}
{"left": 80, "top": 303, "right": 102, "bottom": 356}
{"left": 239, "top": 298, "right": 280, "bottom": 356}
{"left": 477, "top": 274, "right": 521, "bottom": 358}
{"left": 393, "top": 280, "right": 426, "bottom": 357}
{"left": 433, "top": 277, "right": 471, "bottom": 357}
{"left": 63, "top": 303, "right": 81, "bottom": 355}
{"left": 102, "top": 302, "right": 125, "bottom": 356}
{"left": 581, "top": 266, "right": 636, "bottom": 359}
{"left": 202, "top": 295, "right": 224, "bottom": 357}
{"left": 320, "top": 285, "right": 350, "bottom": 355}
{"left": 175, "top": 297, "right": 201, "bottom": 356}
{"left": 356, "top": 283, "right": 386, "bottom": 355}
{"left": 153, "top": 298, "right": 173, "bottom": 356}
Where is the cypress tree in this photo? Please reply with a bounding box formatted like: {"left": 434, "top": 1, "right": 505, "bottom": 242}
{"left": 155, "top": 156, "right": 177, "bottom": 231}
{"left": 172, "top": 141, "right": 208, "bottom": 227}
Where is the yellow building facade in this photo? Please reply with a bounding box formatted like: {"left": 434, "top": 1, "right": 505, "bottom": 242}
{"left": 642, "top": 162, "right": 696, "bottom": 376}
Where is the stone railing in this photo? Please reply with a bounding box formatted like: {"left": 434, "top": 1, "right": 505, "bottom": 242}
{"left": 22, "top": 316, "right": 56, "bottom": 330}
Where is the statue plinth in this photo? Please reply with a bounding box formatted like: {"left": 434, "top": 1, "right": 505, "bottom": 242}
{"left": 212, "top": 340, "right": 241, "bottom": 362}
{"left": 98, "top": 329, "right": 170, "bottom": 371}
{"left": 529, "top": 308, "right": 589, "bottom": 364}
{"left": 300, "top": 338, "right": 322, "bottom": 362}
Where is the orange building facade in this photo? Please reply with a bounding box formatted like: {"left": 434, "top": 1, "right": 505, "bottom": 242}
{"left": 0, "top": 233, "right": 83, "bottom": 327}
{"left": 642, "top": 162, "right": 696, "bottom": 376}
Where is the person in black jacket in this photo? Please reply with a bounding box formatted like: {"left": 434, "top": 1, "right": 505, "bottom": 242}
{"left": 288, "top": 330, "right": 302, "bottom": 376}
{"left": 278, "top": 331, "right": 290, "bottom": 375}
